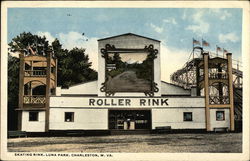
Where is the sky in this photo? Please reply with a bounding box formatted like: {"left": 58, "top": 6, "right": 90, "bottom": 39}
{"left": 8, "top": 8, "right": 242, "bottom": 82}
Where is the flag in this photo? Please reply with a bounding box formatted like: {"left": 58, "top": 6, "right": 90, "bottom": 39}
{"left": 223, "top": 49, "right": 228, "bottom": 53}
{"left": 193, "top": 38, "right": 200, "bottom": 45}
{"left": 216, "top": 46, "right": 222, "bottom": 52}
{"left": 28, "top": 45, "right": 36, "bottom": 55}
{"left": 202, "top": 39, "right": 210, "bottom": 47}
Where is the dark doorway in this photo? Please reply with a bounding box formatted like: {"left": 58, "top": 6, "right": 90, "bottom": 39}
{"left": 108, "top": 110, "right": 151, "bottom": 130}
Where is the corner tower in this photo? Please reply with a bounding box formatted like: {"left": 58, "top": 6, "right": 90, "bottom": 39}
{"left": 198, "top": 52, "right": 234, "bottom": 131}
{"left": 17, "top": 50, "right": 57, "bottom": 132}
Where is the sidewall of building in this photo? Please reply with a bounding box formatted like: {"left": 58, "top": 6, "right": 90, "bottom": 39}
{"left": 49, "top": 108, "right": 108, "bottom": 130}
{"left": 210, "top": 108, "right": 230, "bottom": 130}
{"left": 21, "top": 111, "right": 46, "bottom": 132}
{"left": 152, "top": 108, "right": 206, "bottom": 129}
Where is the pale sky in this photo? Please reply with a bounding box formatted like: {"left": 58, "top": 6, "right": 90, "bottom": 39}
{"left": 8, "top": 8, "right": 242, "bottom": 82}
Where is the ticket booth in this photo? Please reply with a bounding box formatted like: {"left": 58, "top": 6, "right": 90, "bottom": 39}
{"left": 108, "top": 110, "right": 151, "bottom": 130}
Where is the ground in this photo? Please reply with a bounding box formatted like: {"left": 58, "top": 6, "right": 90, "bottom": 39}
{"left": 8, "top": 133, "right": 242, "bottom": 153}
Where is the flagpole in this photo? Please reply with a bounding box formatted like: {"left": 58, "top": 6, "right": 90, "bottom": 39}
{"left": 201, "top": 38, "right": 203, "bottom": 49}
{"left": 223, "top": 48, "right": 224, "bottom": 58}
{"left": 192, "top": 38, "right": 194, "bottom": 59}
{"left": 216, "top": 45, "right": 218, "bottom": 57}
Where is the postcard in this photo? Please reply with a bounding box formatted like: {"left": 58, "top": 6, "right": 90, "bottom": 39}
{"left": 1, "top": 1, "right": 249, "bottom": 161}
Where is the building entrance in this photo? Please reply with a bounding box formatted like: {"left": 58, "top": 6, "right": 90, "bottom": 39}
{"left": 108, "top": 110, "right": 151, "bottom": 130}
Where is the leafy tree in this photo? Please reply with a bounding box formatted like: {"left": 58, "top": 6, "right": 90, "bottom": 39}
{"left": 9, "top": 32, "right": 50, "bottom": 55}
{"left": 8, "top": 56, "right": 20, "bottom": 130}
{"left": 57, "top": 47, "right": 97, "bottom": 88}
{"left": 51, "top": 39, "right": 97, "bottom": 88}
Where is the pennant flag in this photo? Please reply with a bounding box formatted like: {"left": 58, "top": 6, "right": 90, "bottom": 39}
{"left": 202, "top": 39, "right": 210, "bottom": 47}
{"left": 28, "top": 45, "right": 36, "bottom": 55}
{"left": 216, "top": 46, "right": 222, "bottom": 52}
{"left": 193, "top": 38, "right": 200, "bottom": 45}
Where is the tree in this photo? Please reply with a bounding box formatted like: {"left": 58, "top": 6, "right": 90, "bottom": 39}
{"left": 57, "top": 47, "right": 97, "bottom": 88}
{"left": 9, "top": 32, "right": 50, "bottom": 55}
{"left": 51, "top": 39, "right": 97, "bottom": 88}
{"left": 8, "top": 56, "right": 20, "bottom": 130}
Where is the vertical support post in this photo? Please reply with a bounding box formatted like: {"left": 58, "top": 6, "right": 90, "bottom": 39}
{"left": 18, "top": 53, "right": 24, "bottom": 131}
{"left": 227, "top": 53, "right": 235, "bottom": 131}
{"left": 196, "top": 61, "right": 201, "bottom": 96}
{"left": 45, "top": 52, "right": 51, "bottom": 132}
{"left": 237, "top": 61, "right": 240, "bottom": 88}
{"left": 186, "top": 69, "right": 189, "bottom": 88}
{"left": 218, "top": 64, "right": 223, "bottom": 104}
{"left": 55, "top": 58, "right": 58, "bottom": 92}
{"left": 29, "top": 61, "right": 33, "bottom": 95}
{"left": 203, "top": 52, "right": 211, "bottom": 131}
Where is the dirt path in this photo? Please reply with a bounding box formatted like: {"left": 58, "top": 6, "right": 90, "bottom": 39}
{"left": 107, "top": 70, "right": 151, "bottom": 91}
{"left": 8, "top": 133, "right": 242, "bottom": 153}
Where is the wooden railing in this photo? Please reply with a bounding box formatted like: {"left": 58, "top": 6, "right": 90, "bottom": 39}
{"left": 23, "top": 95, "right": 46, "bottom": 104}
{"left": 209, "top": 95, "right": 229, "bottom": 104}
{"left": 24, "top": 70, "right": 46, "bottom": 77}
{"left": 209, "top": 72, "right": 228, "bottom": 79}
{"left": 198, "top": 73, "right": 228, "bottom": 82}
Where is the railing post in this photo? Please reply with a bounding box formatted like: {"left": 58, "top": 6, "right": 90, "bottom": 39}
{"left": 227, "top": 53, "right": 235, "bottom": 131}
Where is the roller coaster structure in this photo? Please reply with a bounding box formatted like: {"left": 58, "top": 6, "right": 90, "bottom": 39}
{"left": 170, "top": 46, "right": 242, "bottom": 131}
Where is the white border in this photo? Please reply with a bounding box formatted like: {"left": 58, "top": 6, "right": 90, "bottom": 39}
{"left": 1, "top": 1, "right": 249, "bottom": 161}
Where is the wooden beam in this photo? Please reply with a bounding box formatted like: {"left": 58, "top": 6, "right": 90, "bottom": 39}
{"left": 16, "top": 108, "right": 46, "bottom": 111}
{"left": 24, "top": 55, "right": 47, "bottom": 61}
{"left": 208, "top": 104, "right": 230, "bottom": 108}
{"left": 55, "top": 58, "right": 58, "bottom": 90}
{"left": 208, "top": 79, "right": 228, "bottom": 86}
{"left": 227, "top": 53, "right": 235, "bottom": 131}
{"left": 203, "top": 52, "right": 211, "bottom": 131}
{"left": 45, "top": 53, "right": 52, "bottom": 132}
{"left": 51, "top": 59, "right": 56, "bottom": 66}
{"left": 18, "top": 53, "right": 24, "bottom": 131}
{"left": 31, "top": 61, "right": 47, "bottom": 67}
{"left": 24, "top": 77, "right": 46, "bottom": 85}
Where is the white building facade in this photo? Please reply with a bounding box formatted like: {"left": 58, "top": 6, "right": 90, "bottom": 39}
{"left": 20, "top": 33, "right": 231, "bottom": 133}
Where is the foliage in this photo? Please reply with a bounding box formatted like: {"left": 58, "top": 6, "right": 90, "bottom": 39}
{"left": 8, "top": 56, "right": 20, "bottom": 105}
{"left": 135, "top": 55, "right": 153, "bottom": 81}
{"left": 9, "top": 32, "right": 50, "bottom": 55}
{"left": 8, "top": 56, "right": 20, "bottom": 130}
{"left": 56, "top": 47, "right": 97, "bottom": 88}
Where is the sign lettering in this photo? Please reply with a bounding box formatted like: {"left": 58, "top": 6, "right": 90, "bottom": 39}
{"left": 89, "top": 98, "right": 168, "bottom": 107}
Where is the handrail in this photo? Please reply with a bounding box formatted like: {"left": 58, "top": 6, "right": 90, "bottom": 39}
{"left": 208, "top": 72, "right": 228, "bottom": 79}
{"left": 209, "top": 95, "right": 229, "bottom": 104}
{"left": 23, "top": 95, "right": 46, "bottom": 104}
{"left": 24, "top": 70, "right": 46, "bottom": 77}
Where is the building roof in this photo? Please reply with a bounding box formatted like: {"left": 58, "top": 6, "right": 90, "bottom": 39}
{"left": 98, "top": 33, "right": 161, "bottom": 42}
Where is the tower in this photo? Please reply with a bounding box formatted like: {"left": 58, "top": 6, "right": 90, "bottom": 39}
{"left": 197, "top": 52, "right": 234, "bottom": 131}
{"left": 17, "top": 50, "right": 57, "bottom": 132}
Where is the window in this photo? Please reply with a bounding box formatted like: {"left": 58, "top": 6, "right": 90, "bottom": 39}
{"left": 183, "top": 112, "right": 193, "bottom": 121}
{"left": 65, "top": 112, "right": 74, "bottom": 122}
{"left": 216, "top": 111, "right": 225, "bottom": 121}
{"left": 29, "top": 112, "right": 39, "bottom": 121}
